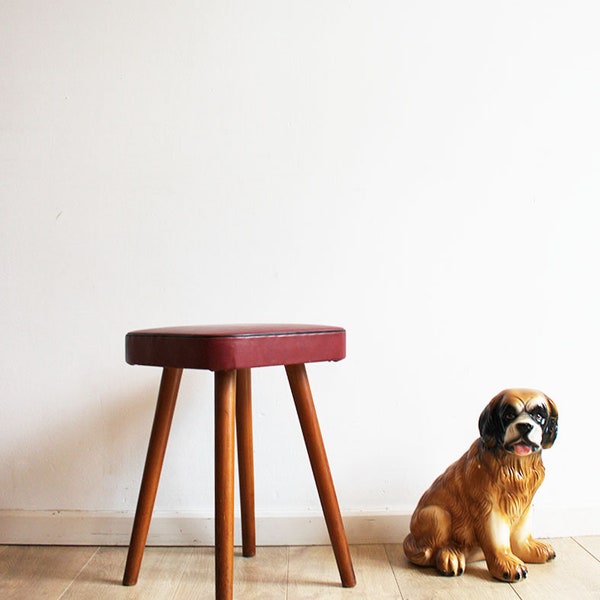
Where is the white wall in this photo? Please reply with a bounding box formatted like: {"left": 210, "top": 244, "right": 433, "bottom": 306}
{"left": 1, "top": 1, "right": 599, "bottom": 544}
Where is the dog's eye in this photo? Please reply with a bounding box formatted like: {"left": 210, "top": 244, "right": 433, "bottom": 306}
{"left": 503, "top": 410, "right": 516, "bottom": 422}
{"left": 530, "top": 407, "right": 547, "bottom": 423}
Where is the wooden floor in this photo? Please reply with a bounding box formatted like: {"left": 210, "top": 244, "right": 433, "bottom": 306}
{"left": 1, "top": 537, "right": 598, "bottom": 599}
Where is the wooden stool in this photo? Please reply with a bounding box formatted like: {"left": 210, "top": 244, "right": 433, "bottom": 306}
{"left": 122, "top": 324, "right": 356, "bottom": 599}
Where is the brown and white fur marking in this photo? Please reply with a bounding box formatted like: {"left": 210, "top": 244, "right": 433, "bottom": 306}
{"left": 403, "top": 389, "right": 558, "bottom": 582}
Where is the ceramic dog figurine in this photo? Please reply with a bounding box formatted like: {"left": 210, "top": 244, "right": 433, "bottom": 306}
{"left": 403, "top": 389, "right": 558, "bottom": 582}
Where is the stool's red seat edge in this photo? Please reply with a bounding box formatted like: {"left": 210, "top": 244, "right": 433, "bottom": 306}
{"left": 125, "top": 323, "right": 346, "bottom": 371}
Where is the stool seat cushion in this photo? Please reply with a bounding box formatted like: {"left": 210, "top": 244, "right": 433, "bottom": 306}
{"left": 126, "top": 324, "right": 346, "bottom": 371}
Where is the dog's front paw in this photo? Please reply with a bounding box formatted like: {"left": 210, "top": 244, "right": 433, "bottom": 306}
{"left": 435, "top": 547, "right": 466, "bottom": 577}
{"left": 489, "top": 554, "right": 528, "bottom": 582}
{"left": 514, "top": 539, "right": 556, "bottom": 564}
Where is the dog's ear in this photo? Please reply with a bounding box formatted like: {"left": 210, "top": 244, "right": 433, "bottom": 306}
{"left": 542, "top": 394, "right": 559, "bottom": 449}
{"left": 478, "top": 392, "right": 505, "bottom": 448}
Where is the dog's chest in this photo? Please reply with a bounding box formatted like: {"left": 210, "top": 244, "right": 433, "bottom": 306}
{"left": 495, "top": 460, "right": 544, "bottom": 520}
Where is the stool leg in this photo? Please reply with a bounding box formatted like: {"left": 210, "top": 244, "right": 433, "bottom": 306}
{"left": 123, "top": 367, "right": 183, "bottom": 586}
{"left": 215, "top": 369, "right": 237, "bottom": 600}
{"left": 285, "top": 364, "right": 356, "bottom": 588}
{"left": 236, "top": 368, "right": 256, "bottom": 557}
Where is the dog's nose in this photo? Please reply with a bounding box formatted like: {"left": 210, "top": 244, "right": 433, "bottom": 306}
{"left": 516, "top": 422, "right": 533, "bottom": 435}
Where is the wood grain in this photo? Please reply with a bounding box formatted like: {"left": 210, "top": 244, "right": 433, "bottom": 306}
{"left": 0, "top": 538, "right": 597, "bottom": 599}
{"left": 0, "top": 546, "right": 97, "bottom": 600}
{"left": 123, "top": 366, "right": 183, "bottom": 586}
{"left": 513, "top": 537, "right": 600, "bottom": 600}
{"left": 385, "top": 543, "right": 517, "bottom": 600}
{"left": 214, "top": 369, "right": 237, "bottom": 600}
{"left": 63, "top": 546, "right": 210, "bottom": 599}
{"left": 288, "top": 544, "right": 400, "bottom": 599}
{"left": 575, "top": 535, "right": 600, "bottom": 561}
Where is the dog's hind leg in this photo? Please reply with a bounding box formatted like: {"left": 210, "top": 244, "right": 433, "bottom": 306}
{"left": 404, "top": 505, "right": 455, "bottom": 569}
{"left": 403, "top": 532, "right": 435, "bottom": 566}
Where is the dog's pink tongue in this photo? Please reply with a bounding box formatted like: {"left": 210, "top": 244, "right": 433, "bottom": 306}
{"left": 514, "top": 444, "right": 532, "bottom": 456}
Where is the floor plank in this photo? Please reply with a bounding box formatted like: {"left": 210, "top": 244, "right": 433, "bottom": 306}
{"left": 0, "top": 538, "right": 597, "bottom": 599}
{"left": 0, "top": 545, "right": 98, "bottom": 600}
{"left": 62, "top": 546, "right": 213, "bottom": 600}
{"left": 385, "top": 543, "right": 519, "bottom": 600}
{"left": 225, "top": 547, "right": 288, "bottom": 600}
{"left": 171, "top": 546, "right": 288, "bottom": 600}
{"left": 574, "top": 535, "right": 600, "bottom": 561}
{"left": 511, "top": 537, "right": 600, "bottom": 600}
{"left": 62, "top": 546, "right": 288, "bottom": 600}
{"left": 288, "top": 544, "right": 402, "bottom": 599}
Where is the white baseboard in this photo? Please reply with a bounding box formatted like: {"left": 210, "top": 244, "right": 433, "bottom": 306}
{"left": 0, "top": 507, "right": 597, "bottom": 546}
{"left": 0, "top": 510, "right": 411, "bottom": 546}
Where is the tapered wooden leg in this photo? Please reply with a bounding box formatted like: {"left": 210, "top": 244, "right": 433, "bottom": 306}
{"left": 215, "top": 369, "right": 237, "bottom": 600}
{"left": 236, "top": 368, "right": 256, "bottom": 557}
{"left": 285, "top": 364, "right": 356, "bottom": 588}
{"left": 123, "top": 367, "right": 183, "bottom": 586}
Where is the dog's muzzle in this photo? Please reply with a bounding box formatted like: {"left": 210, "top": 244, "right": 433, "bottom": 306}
{"left": 505, "top": 421, "right": 541, "bottom": 455}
